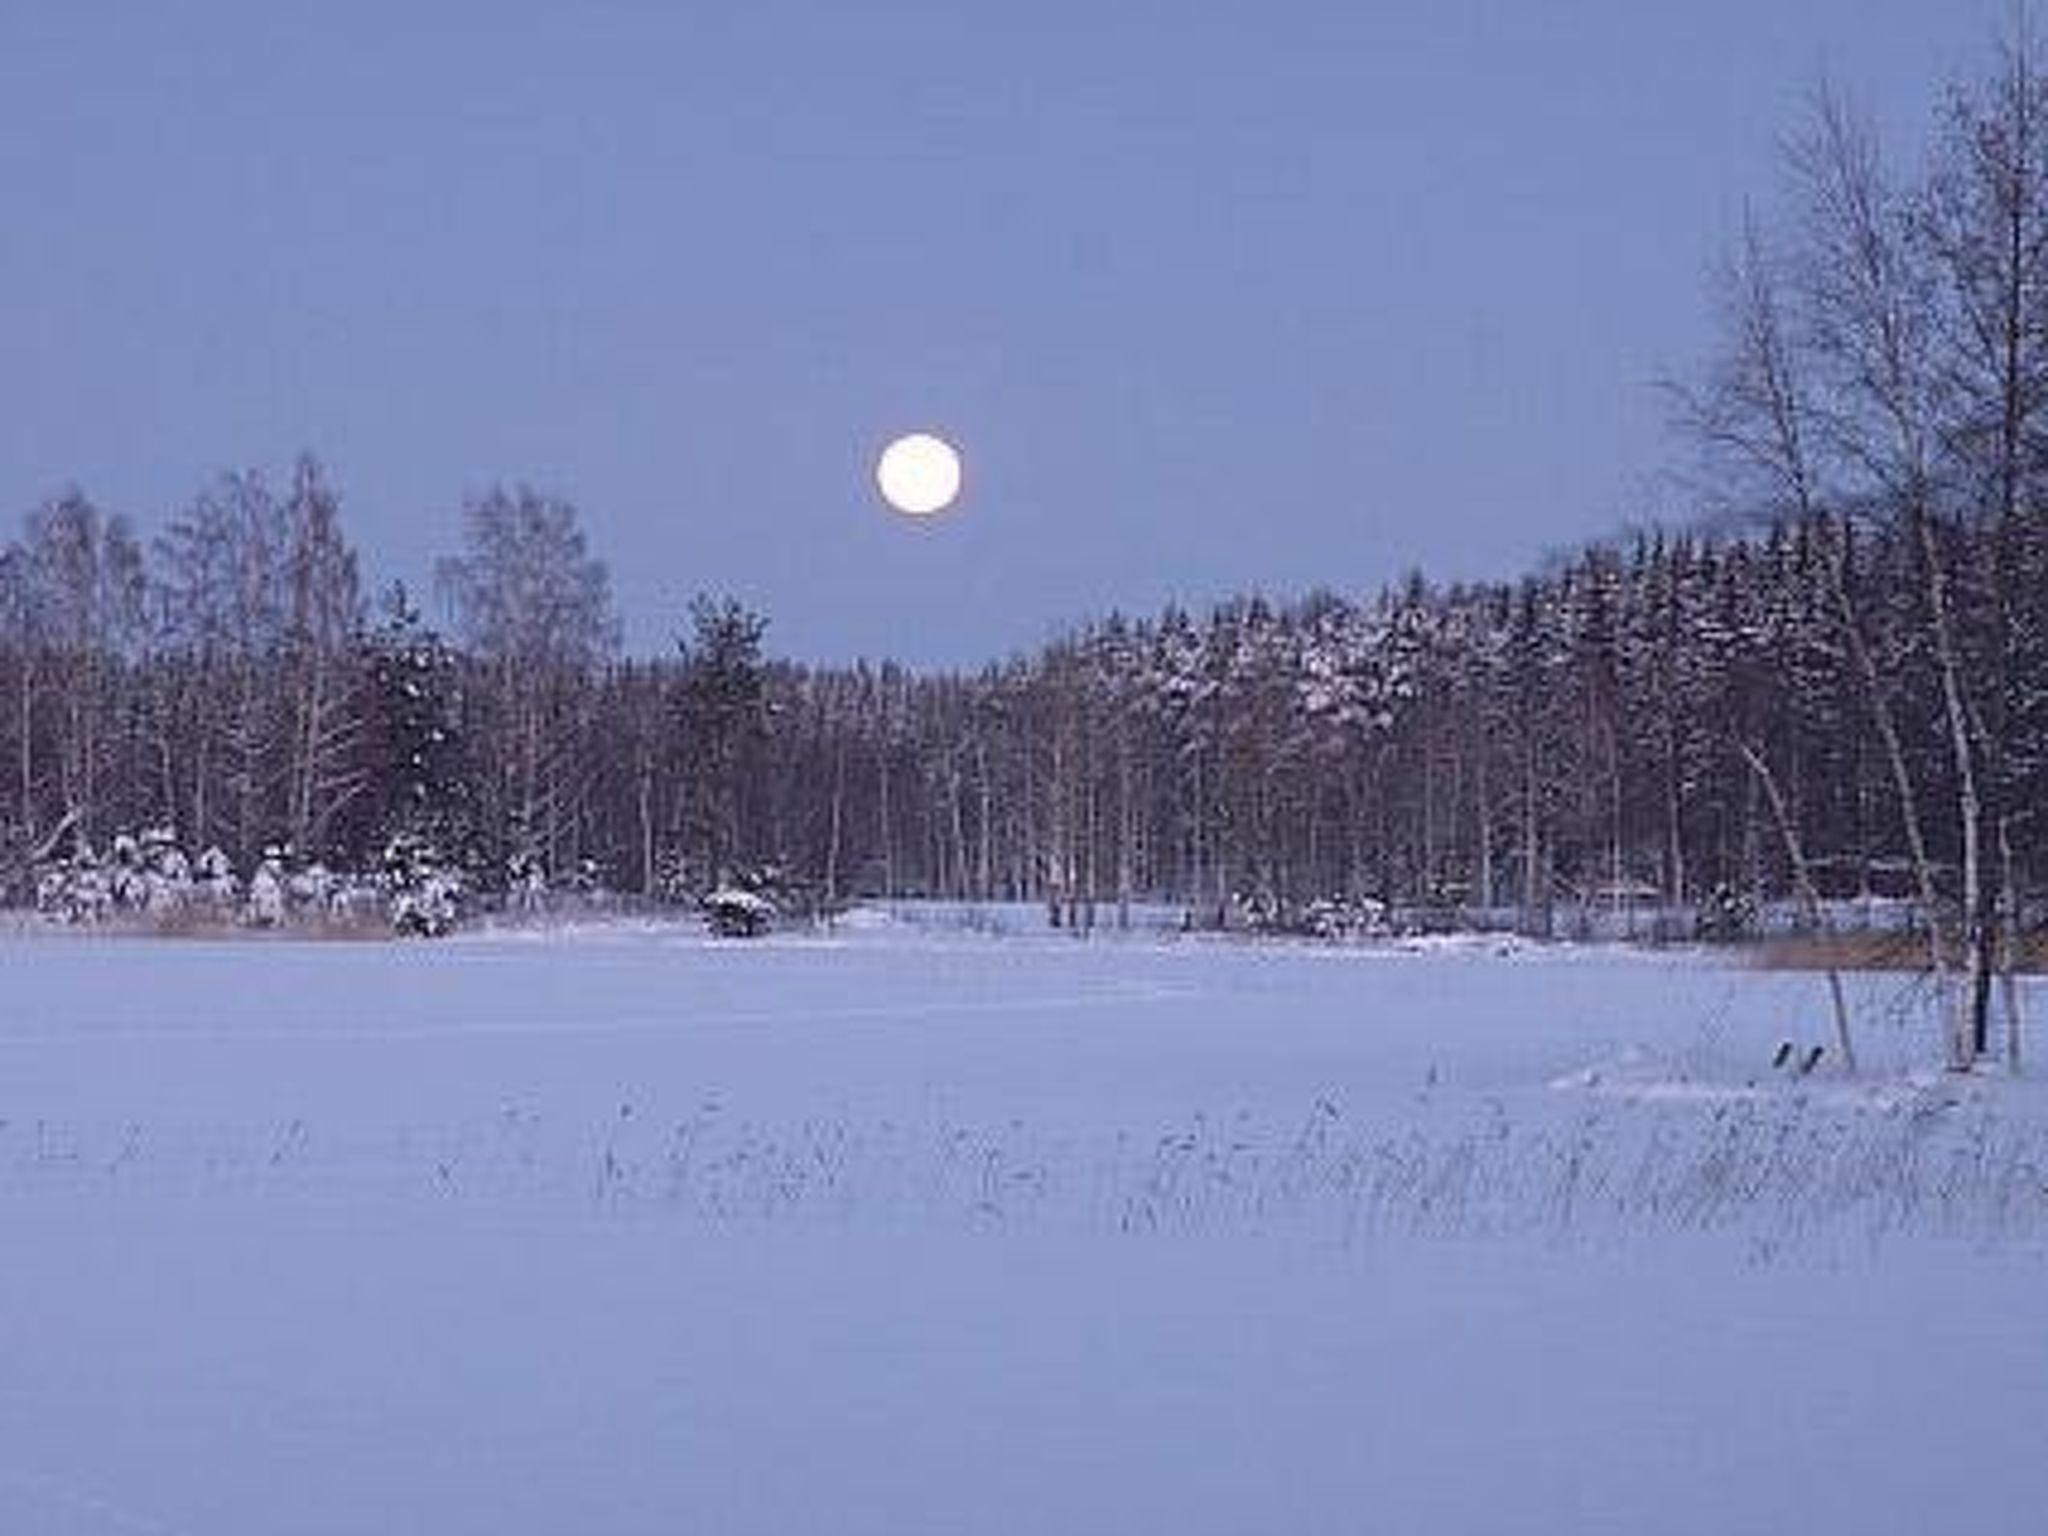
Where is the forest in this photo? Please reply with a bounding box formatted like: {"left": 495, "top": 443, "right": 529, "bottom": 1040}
{"left": 5, "top": 33, "right": 2048, "bottom": 1064}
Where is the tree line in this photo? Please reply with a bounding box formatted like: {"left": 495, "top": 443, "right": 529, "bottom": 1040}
{"left": 3, "top": 465, "right": 2040, "bottom": 931}
{"left": 3, "top": 26, "right": 2045, "bottom": 1068}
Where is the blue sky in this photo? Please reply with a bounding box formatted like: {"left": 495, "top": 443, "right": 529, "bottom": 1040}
{"left": 0, "top": 1, "right": 2002, "bottom": 664}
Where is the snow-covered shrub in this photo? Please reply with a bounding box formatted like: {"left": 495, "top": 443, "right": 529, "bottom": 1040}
{"left": 139, "top": 828, "right": 192, "bottom": 917}
{"left": 505, "top": 848, "right": 546, "bottom": 913}
{"left": 245, "top": 847, "right": 288, "bottom": 927}
{"left": 31, "top": 861, "right": 59, "bottom": 917}
{"left": 33, "top": 826, "right": 204, "bottom": 926}
{"left": 1299, "top": 896, "right": 1394, "bottom": 941}
{"left": 288, "top": 861, "right": 335, "bottom": 915}
{"left": 1695, "top": 882, "right": 1758, "bottom": 943}
{"left": 108, "top": 833, "right": 147, "bottom": 910}
{"left": 289, "top": 866, "right": 384, "bottom": 927}
{"left": 1229, "top": 888, "right": 1284, "bottom": 933}
{"left": 384, "top": 833, "right": 463, "bottom": 937}
{"left": 391, "top": 877, "right": 459, "bottom": 938}
{"left": 704, "top": 886, "right": 775, "bottom": 937}
{"left": 1229, "top": 890, "right": 1397, "bottom": 941}
{"left": 35, "top": 843, "right": 112, "bottom": 924}
{"left": 194, "top": 846, "right": 240, "bottom": 913}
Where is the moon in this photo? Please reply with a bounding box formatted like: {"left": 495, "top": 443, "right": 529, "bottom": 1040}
{"left": 875, "top": 432, "right": 964, "bottom": 517}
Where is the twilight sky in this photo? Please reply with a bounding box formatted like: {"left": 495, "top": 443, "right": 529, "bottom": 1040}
{"left": 0, "top": 1, "right": 2006, "bottom": 666}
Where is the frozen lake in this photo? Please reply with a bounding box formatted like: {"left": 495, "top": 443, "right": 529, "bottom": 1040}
{"left": 0, "top": 919, "right": 2042, "bottom": 1535}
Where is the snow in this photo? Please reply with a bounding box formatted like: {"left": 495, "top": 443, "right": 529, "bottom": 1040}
{"left": 0, "top": 919, "right": 2042, "bottom": 1535}
{"left": 704, "top": 886, "right": 773, "bottom": 911}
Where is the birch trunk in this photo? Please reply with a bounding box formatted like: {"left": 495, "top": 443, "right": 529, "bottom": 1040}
{"left": 1739, "top": 740, "right": 1857, "bottom": 1074}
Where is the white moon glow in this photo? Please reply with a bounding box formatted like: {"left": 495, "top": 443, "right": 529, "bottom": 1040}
{"left": 875, "top": 432, "right": 963, "bottom": 516}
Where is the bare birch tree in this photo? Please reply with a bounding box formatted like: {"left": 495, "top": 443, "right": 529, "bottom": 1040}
{"left": 436, "top": 486, "right": 617, "bottom": 883}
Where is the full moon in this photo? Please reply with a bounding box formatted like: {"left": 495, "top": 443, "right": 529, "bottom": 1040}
{"left": 875, "top": 432, "right": 963, "bottom": 516}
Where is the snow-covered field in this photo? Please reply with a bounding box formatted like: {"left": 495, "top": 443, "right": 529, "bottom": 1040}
{"left": 1, "top": 917, "right": 2043, "bottom": 1535}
